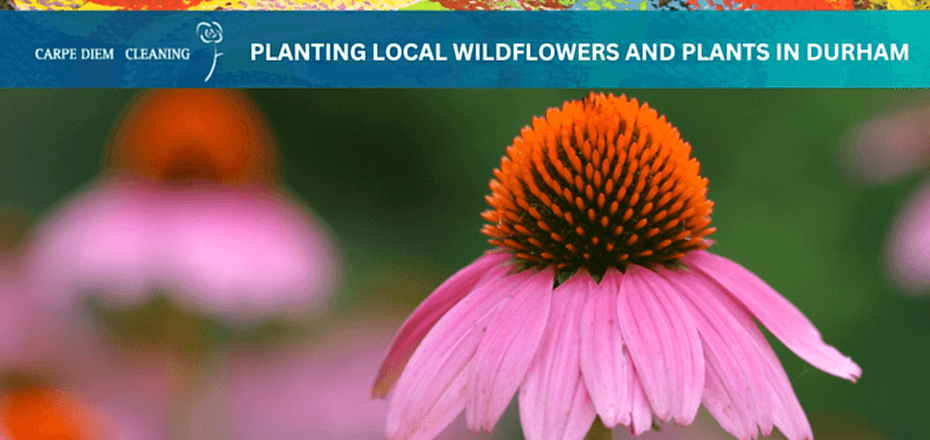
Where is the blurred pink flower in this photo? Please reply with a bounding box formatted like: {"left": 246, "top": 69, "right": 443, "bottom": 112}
{"left": 844, "top": 102, "right": 930, "bottom": 185}
{"left": 188, "top": 319, "right": 511, "bottom": 440}
{"left": 844, "top": 102, "right": 930, "bottom": 295}
{"left": 22, "top": 90, "right": 341, "bottom": 326}
{"left": 25, "top": 179, "right": 339, "bottom": 325}
{"left": 883, "top": 181, "right": 930, "bottom": 294}
{"left": 375, "top": 94, "right": 860, "bottom": 440}
{"left": 1, "top": 262, "right": 171, "bottom": 440}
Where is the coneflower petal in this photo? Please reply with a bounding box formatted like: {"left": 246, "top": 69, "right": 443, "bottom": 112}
{"left": 518, "top": 275, "right": 595, "bottom": 440}
{"left": 753, "top": 340, "right": 814, "bottom": 440}
{"left": 386, "top": 269, "right": 534, "bottom": 440}
{"left": 689, "top": 270, "right": 814, "bottom": 440}
{"left": 629, "top": 375, "right": 654, "bottom": 435}
{"left": 562, "top": 379, "right": 599, "bottom": 440}
{"left": 685, "top": 250, "right": 862, "bottom": 383}
{"left": 703, "top": 363, "right": 758, "bottom": 440}
{"left": 578, "top": 270, "right": 634, "bottom": 428}
{"left": 663, "top": 269, "right": 772, "bottom": 439}
{"left": 469, "top": 269, "right": 554, "bottom": 433}
{"left": 374, "top": 252, "right": 511, "bottom": 397}
{"left": 390, "top": 362, "right": 472, "bottom": 440}
{"left": 617, "top": 266, "right": 705, "bottom": 425}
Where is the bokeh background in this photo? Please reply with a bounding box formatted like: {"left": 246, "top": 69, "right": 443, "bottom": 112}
{"left": 0, "top": 89, "right": 927, "bottom": 439}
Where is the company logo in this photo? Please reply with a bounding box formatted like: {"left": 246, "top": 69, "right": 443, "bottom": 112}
{"left": 197, "top": 21, "right": 224, "bottom": 82}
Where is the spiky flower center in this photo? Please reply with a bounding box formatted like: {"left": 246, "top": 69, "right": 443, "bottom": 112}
{"left": 481, "top": 93, "right": 716, "bottom": 280}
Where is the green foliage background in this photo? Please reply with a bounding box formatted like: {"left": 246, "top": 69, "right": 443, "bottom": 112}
{"left": 0, "top": 89, "right": 927, "bottom": 439}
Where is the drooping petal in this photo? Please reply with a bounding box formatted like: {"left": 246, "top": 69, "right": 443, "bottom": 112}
{"left": 578, "top": 270, "right": 634, "bottom": 428}
{"left": 391, "top": 363, "right": 472, "bottom": 440}
{"left": 468, "top": 268, "right": 554, "bottom": 433}
{"left": 374, "top": 252, "right": 512, "bottom": 397}
{"left": 519, "top": 274, "right": 596, "bottom": 440}
{"left": 562, "top": 379, "right": 598, "bottom": 440}
{"left": 616, "top": 266, "right": 705, "bottom": 425}
{"left": 751, "top": 338, "right": 814, "bottom": 440}
{"left": 386, "top": 269, "right": 531, "bottom": 440}
{"left": 720, "top": 286, "right": 814, "bottom": 440}
{"left": 685, "top": 250, "right": 862, "bottom": 382}
{"left": 662, "top": 268, "right": 773, "bottom": 440}
{"left": 629, "top": 375, "right": 653, "bottom": 436}
{"left": 702, "top": 363, "right": 757, "bottom": 440}
{"left": 676, "top": 267, "right": 814, "bottom": 440}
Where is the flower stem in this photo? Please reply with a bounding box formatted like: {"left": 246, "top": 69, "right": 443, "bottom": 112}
{"left": 584, "top": 417, "right": 613, "bottom": 440}
{"left": 205, "top": 44, "right": 223, "bottom": 82}
{"left": 163, "top": 306, "right": 219, "bottom": 438}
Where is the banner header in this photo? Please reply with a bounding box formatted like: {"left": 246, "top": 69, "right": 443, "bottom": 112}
{"left": 0, "top": 11, "right": 924, "bottom": 88}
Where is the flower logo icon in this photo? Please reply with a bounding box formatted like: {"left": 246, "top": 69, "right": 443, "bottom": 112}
{"left": 197, "top": 21, "right": 223, "bottom": 44}
{"left": 197, "top": 21, "right": 224, "bottom": 82}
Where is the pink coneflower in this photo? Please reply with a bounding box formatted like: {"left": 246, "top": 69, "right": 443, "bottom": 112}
{"left": 374, "top": 93, "right": 861, "bottom": 440}
{"left": 23, "top": 89, "right": 340, "bottom": 326}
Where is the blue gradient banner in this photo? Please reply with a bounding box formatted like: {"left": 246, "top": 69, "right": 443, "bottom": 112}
{"left": 0, "top": 11, "right": 925, "bottom": 88}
